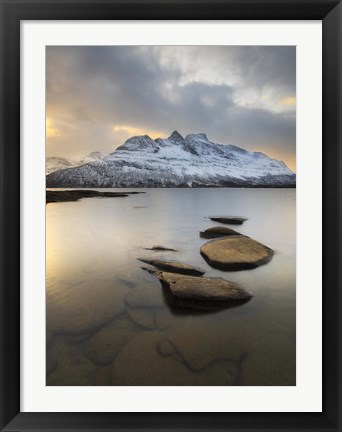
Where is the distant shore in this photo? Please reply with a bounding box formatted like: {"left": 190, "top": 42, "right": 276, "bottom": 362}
{"left": 46, "top": 184, "right": 296, "bottom": 190}
{"left": 46, "top": 190, "right": 142, "bottom": 204}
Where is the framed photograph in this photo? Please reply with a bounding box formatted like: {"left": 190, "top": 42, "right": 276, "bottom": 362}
{"left": 1, "top": 0, "right": 341, "bottom": 431}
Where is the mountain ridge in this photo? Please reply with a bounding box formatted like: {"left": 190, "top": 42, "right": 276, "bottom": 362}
{"left": 46, "top": 131, "right": 296, "bottom": 188}
{"left": 46, "top": 151, "right": 104, "bottom": 175}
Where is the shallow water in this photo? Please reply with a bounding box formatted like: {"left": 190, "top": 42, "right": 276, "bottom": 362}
{"left": 46, "top": 188, "right": 296, "bottom": 386}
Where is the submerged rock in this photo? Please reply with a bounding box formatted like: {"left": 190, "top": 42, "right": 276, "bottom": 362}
{"left": 144, "top": 268, "right": 251, "bottom": 310}
{"left": 138, "top": 258, "right": 205, "bottom": 276}
{"left": 209, "top": 216, "right": 247, "bottom": 225}
{"left": 111, "top": 332, "right": 239, "bottom": 386}
{"left": 94, "top": 365, "right": 113, "bottom": 386}
{"left": 200, "top": 236, "right": 274, "bottom": 270}
{"left": 144, "top": 245, "right": 178, "bottom": 252}
{"left": 239, "top": 332, "right": 296, "bottom": 386}
{"left": 200, "top": 226, "right": 241, "bottom": 239}
{"left": 127, "top": 307, "right": 156, "bottom": 330}
{"left": 82, "top": 316, "right": 136, "bottom": 366}
{"left": 157, "top": 340, "right": 176, "bottom": 356}
{"left": 165, "top": 320, "right": 249, "bottom": 370}
{"left": 124, "top": 284, "right": 165, "bottom": 308}
{"left": 154, "top": 308, "right": 174, "bottom": 330}
{"left": 47, "top": 337, "right": 97, "bottom": 386}
{"left": 46, "top": 282, "right": 127, "bottom": 335}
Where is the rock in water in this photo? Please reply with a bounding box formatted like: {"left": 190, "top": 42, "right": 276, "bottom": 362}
{"left": 83, "top": 316, "right": 136, "bottom": 366}
{"left": 111, "top": 332, "right": 239, "bottom": 386}
{"left": 138, "top": 258, "right": 205, "bottom": 276}
{"left": 209, "top": 216, "right": 247, "bottom": 225}
{"left": 144, "top": 245, "right": 178, "bottom": 252}
{"left": 144, "top": 269, "right": 252, "bottom": 310}
{"left": 200, "top": 226, "right": 241, "bottom": 239}
{"left": 200, "top": 236, "right": 274, "bottom": 270}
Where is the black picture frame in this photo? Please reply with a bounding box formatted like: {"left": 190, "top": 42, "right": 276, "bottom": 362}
{"left": 0, "top": 0, "right": 341, "bottom": 431}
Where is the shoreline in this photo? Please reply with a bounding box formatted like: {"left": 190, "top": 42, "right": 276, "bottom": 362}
{"left": 46, "top": 190, "right": 143, "bottom": 204}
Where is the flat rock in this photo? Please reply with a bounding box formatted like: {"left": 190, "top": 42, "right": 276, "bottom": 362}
{"left": 145, "top": 269, "right": 251, "bottom": 310}
{"left": 200, "top": 236, "right": 274, "bottom": 270}
{"left": 138, "top": 258, "right": 205, "bottom": 276}
{"left": 209, "top": 216, "right": 247, "bottom": 225}
{"left": 144, "top": 245, "right": 178, "bottom": 252}
{"left": 200, "top": 226, "right": 241, "bottom": 239}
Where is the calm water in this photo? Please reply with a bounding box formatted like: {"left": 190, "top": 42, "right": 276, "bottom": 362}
{"left": 46, "top": 188, "right": 296, "bottom": 386}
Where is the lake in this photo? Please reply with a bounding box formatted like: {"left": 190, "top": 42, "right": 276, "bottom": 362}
{"left": 46, "top": 188, "right": 296, "bottom": 386}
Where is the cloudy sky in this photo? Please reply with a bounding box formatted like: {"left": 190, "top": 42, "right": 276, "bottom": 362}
{"left": 46, "top": 46, "right": 296, "bottom": 171}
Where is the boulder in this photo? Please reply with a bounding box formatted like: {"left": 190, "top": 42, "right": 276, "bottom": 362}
{"left": 209, "top": 216, "right": 247, "bottom": 225}
{"left": 200, "top": 226, "right": 241, "bottom": 239}
{"left": 138, "top": 258, "right": 205, "bottom": 276}
{"left": 144, "top": 269, "right": 252, "bottom": 310}
{"left": 200, "top": 236, "right": 274, "bottom": 270}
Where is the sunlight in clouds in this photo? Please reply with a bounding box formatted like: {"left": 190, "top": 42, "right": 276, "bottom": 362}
{"left": 280, "top": 96, "right": 296, "bottom": 106}
{"left": 113, "top": 125, "right": 166, "bottom": 140}
{"left": 46, "top": 118, "right": 61, "bottom": 138}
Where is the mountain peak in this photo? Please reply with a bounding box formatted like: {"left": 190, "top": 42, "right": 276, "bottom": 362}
{"left": 186, "top": 133, "right": 208, "bottom": 141}
{"left": 168, "top": 130, "right": 184, "bottom": 143}
{"left": 46, "top": 131, "right": 296, "bottom": 187}
{"left": 197, "top": 133, "right": 208, "bottom": 140}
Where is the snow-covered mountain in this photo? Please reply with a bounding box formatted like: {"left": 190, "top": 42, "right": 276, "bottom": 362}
{"left": 46, "top": 152, "right": 104, "bottom": 175}
{"left": 46, "top": 131, "right": 296, "bottom": 188}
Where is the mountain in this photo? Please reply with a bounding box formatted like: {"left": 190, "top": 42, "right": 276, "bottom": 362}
{"left": 46, "top": 157, "right": 74, "bottom": 175}
{"left": 46, "top": 131, "right": 296, "bottom": 188}
{"left": 46, "top": 152, "right": 104, "bottom": 175}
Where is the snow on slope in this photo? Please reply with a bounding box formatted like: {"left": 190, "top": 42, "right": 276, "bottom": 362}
{"left": 46, "top": 157, "right": 73, "bottom": 175}
{"left": 46, "top": 152, "right": 104, "bottom": 175}
{"left": 46, "top": 131, "right": 295, "bottom": 188}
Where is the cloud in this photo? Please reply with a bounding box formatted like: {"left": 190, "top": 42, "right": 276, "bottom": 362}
{"left": 46, "top": 46, "right": 296, "bottom": 170}
{"left": 46, "top": 118, "right": 61, "bottom": 138}
{"left": 280, "top": 96, "right": 296, "bottom": 106}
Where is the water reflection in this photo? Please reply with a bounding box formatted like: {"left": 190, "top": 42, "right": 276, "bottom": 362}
{"left": 46, "top": 188, "right": 296, "bottom": 386}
